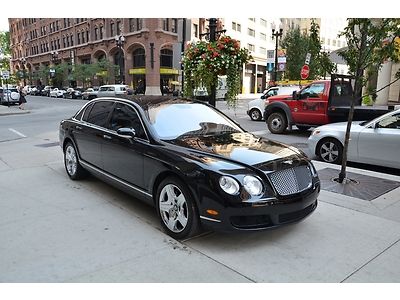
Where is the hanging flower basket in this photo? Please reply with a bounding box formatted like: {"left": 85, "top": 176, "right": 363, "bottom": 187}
{"left": 182, "top": 36, "right": 253, "bottom": 107}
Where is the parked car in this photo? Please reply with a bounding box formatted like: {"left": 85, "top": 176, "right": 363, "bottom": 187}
{"left": 59, "top": 96, "right": 320, "bottom": 239}
{"left": 247, "top": 86, "right": 300, "bottom": 121}
{"left": 97, "top": 84, "right": 128, "bottom": 98}
{"left": 50, "top": 88, "right": 66, "bottom": 98}
{"left": 82, "top": 87, "right": 99, "bottom": 100}
{"left": 308, "top": 108, "right": 400, "bottom": 168}
{"left": 64, "top": 88, "right": 82, "bottom": 99}
{"left": 41, "top": 86, "right": 54, "bottom": 97}
{"left": 0, "top": 87, "right": 20, "bottom": 105}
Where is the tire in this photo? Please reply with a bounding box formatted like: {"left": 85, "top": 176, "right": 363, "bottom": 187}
{"left": 297, "top": 125, "right": 311, "bottom": 131}
{"left": 317, "top": 138, "right": 343, "bottom": 164}
{"left": 267, "top": 112, "right": 287, "bottom": 134}
{"left": 156, "top": 177, "right": 200, "bottom": 239}
{"left": 64, "top": 142, "right": 88, "bottom": 180}
{"left": 249, "top": 108, "right": 262, "bottom": 121}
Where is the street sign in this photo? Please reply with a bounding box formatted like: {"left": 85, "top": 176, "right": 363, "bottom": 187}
{"left": 300, "top": 64, "right": 310, "bottom": 80}
{"left": 2, "top": 70, "right": 10, "bottom": 79}
{"left": 278, "top": 63, "right": 286, "bottom": 71}
{"left": 305, "top": 53, "right": 311, "bottom": 65}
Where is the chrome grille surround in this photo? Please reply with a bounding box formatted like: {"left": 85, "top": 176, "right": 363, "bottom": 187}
{"left": 268, "top": 165, "right": 312, "bottom": 196}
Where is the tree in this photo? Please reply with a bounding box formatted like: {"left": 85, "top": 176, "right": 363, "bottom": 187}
{"left": 0, "top": 31, "right": 11, "bottom": 84}
{"left": 281, "top": 28, "right": 309, "bottom": 80}
{"left": 337, "top": 18, "right": 400, "bottom": 183}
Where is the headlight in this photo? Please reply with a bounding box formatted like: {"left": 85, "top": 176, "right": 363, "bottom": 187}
{"left": 243, "top": 175, "right": 263, "bottom": 196}
{"left": 219, "top": 176, "right": 240, "bottom": 195}
{"left": 309, "top": 163, "right": 318, "bottom": 178}
{"left": 311, "top": 129, "right": 320, "bottom": 136}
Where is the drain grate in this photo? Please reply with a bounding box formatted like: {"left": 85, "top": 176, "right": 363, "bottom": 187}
{"left": 318, "top": 168, "right": 400, "bottom": 201}
{"left": 34, "top": 142, "right": 60, "bottom": 148}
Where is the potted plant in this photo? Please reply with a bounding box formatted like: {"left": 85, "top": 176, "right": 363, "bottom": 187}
{"left": 182, "top": 36, "right": 252, "bottom": 107}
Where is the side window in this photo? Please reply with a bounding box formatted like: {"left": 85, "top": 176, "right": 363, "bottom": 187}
{"left": 108, "top": 86, "right": 115, "bottom": 91}
{"left": 301, "top": 83, "right": 325, "bottom": 98}
{"left": 86, "top": 101, "right": 114, "bottom": 127}
{"left": 81, "top": 103, "right": 94, "bottom": 122}
{"left": 377, "top": 113, "right": 400, "bottom": 129}
{"left": 108, "top": 103, "right": 147, "bottom": 140}
{"left": 99, "top": 86, "right": 108, "bottom": 92}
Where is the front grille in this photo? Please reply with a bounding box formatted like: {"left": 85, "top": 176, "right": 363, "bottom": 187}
{"left": 268, "top": 165, "right": 312, "bottom": 196}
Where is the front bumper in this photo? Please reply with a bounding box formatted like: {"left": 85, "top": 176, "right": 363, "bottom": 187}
{"left": 198, "top": 182, "right": 320, "bottom": 232}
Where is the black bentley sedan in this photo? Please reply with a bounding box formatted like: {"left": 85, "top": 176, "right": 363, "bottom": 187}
{"left": 59, "top": 96, "right": 320, "bottom": 239}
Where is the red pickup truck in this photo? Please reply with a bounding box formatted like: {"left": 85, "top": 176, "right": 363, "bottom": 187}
{"left": 264, "top": 74, "right": 391, "bottom": 134}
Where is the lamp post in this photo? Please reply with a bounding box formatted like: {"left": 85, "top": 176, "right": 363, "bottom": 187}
{"left": 115, "top": 34, "right": 125, "bottom": 84}
{"left": 20, "top": 57, "right": 27, "bottom": 86}
{"left": 199, "top": 18, "right": 226, "bottom": 107}
{"left": 50, "top": 51, "right": 58, "bottom": 85}
{"left": 271, "top": 27, "right": 283, "bottom": 83}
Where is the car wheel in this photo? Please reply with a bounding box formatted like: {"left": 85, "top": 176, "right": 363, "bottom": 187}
{"left": 317, "top": 138, "right": 343, "bottom": 164}
{"left": 249, "top": 108, "right": 262, "bottom": 121}
{"left": 156, "top": 177, "right": 200, "bottom": 239}
{"left": 267, "top": 112, "right": 287, "bottom": 134}
{"left": 297, "top": 125, "right": 311, "bottom": 131}
{"left": 64, "top": 142, "right": 88, "bottom": 180}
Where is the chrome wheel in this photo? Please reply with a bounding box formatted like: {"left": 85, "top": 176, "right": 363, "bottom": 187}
{"left": 320, "top": 141, "right": 340, "bottom": 163}
{"left": 159, "top": 184, "right": 188, "bottom": 233}
{"left": 65, "top": 145, "right": 77, "bottom": 176}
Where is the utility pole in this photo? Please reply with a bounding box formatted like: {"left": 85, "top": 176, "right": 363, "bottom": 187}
{"left": 272, "top": 28, "right": 283, "bottom": 83}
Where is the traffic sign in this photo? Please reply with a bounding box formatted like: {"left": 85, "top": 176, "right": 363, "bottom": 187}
{"left": 305, "top": 53, "right": 311, "bottom": 65}
{"left": 300, "top": 64, "right": 310, "bottom": 80}
{"left": 2, "top": 70, "right": 10, "bottom": 79}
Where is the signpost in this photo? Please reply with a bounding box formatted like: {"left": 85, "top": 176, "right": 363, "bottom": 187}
{"left": 2, "top": 71, "right": 11, "bottom": 107}
{"left": 300, "top": 64, "right": 310, "bottom": 80}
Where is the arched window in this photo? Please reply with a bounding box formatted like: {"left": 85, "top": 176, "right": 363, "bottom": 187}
{"left": 160, "top": 49, "right": 173, "bottom": 68}
{"left": 133, "top": 48, "right": 145, "bottom": 68}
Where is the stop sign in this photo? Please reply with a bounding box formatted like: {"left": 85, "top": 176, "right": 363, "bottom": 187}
{"left": 300, "top": 64, "right": 310, "bottom": 80}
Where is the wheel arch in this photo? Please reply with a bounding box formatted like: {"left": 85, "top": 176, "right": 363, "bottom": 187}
{"left": 264, "top": 102, "right": 293, "bottom": 125}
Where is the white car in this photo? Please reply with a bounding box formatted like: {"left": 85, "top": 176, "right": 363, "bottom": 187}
{"left": 247, "top": 86, "right": 300, "bottom": 121}
{"left": 82, "top": 87, "right": 99, "bottom": 100}
{"left": 97, "top": 84, "right": 128, "bottom": 98}
{"left": 308, "top": 109, "right": 400, "bottom": 169}
{"left": 0, "top": 88, "right": 20, "bottom": 105}
{"left": 49, "top": 88, "right": 66, "bottom": 98}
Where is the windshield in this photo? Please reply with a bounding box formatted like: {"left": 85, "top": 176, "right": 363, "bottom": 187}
{"left": 147, "top": 102, "right": 243, "bottom": 140}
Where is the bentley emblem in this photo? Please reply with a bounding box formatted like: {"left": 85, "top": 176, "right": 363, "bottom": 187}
{"left": 282, "top": 160, "right": 293, "bottom": 165}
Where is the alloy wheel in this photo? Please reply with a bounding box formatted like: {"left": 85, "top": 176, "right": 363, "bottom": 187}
{"left": 320, "top": 141, "right": 339, "bottom": 163}
{"left": 65, "top": 145, "right": 78, "bottom": 176}
{"left": 159, "top": 184, "right": 188, "bottom": 233}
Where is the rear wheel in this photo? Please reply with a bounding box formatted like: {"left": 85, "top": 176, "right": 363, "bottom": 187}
{"left": 64, "top": 142, "right": 88, "bottom": 180}
{"left": 156, "top": 177, "right": 200, "bottom": 239}
{"left": 249, "top": 108, "right": 262, "bottom": 121}
{"left": 317, "top": 138, "right": 343, "bottom": 164}
{"left": 267, "top": 112, "right": 287, "bottom": 134}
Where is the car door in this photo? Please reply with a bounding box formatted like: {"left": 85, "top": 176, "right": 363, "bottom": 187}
{"left": 292, "top": 83, "right": 327, "bottom": 124}
{"left": 357, "top": 112, "right": 400, "bottom": 168}
{"left": 73, "top": 100, "right": 114, "bottom": 168}
{"left": 102, "top": 102, "right": 149, "bottom": 188}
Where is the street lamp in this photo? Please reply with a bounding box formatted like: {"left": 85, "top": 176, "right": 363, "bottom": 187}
{"left": 115, "top": 34, "right": 125, "bottom": 84}
{"left": 20, "top": 57, "right": 27, "bottom": 86}
{"left": 271, "top": 27, "right": 283, "bottom": 83}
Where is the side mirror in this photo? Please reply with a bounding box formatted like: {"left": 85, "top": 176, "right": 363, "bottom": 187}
{"left": 260, "top": 95, "right": 266, "bottom": 99}
{"left": 292, "top": 91, "right": 298, "bottom": 100}
{"left": 117, "top": 127, "right": 136, "bottom": 138}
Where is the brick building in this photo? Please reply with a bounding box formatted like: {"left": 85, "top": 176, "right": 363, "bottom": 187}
{"left": 8, "top": 18, "right": 182, "bottom": 95}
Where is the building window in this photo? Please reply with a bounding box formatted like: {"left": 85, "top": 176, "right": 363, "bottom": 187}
{"left": 82, "top": 31, "right": 85, "bottom": 43}
{"left": 63, "top": 37, "right": 66, "bottom": 48}
{"left": 232, "top": 22, "right": 236, "bottom": 30}
{"left": 70, "top": 35, "right": 74, "bottom": 46}
{"left": 117, "top": 20, "right": 121, "bottom": 35}
{"left": 237, "top": 23, "right": 241, "bottom": 32}
{"left": 132, "top": 48, "right": 145, "bottom": 68}
{"left": 100, "top": 26, "right": 104, "bottom": 39}
{"left": 171, "top": 18, "right": 177, "bottom": 33}
{"left": 86, "top": 31, "right": 89, "bottom": 42}
{"left": 259, "top": 47, "right": 266, "bottom": 55}
{"left": 94, "top": 27, "right": 98, "bottom": 40}
{"left": 260, "top": 32, "right": 267, "bottom": 40}
{"left": 193, "top": 24, "right": 198, "bottom": 38}
{"left": 110, "top": 22, "right": 115, "bottom": 36}
{"left": 137, "top": 19, "right": 142, "bottom": 30}
{"left": 160, "top": 49, "right": 173, "bottom": 68}
{"left": 129, "top": 18, "right": 135, "bottom": 32}
{"left": 248, "top": 18, "right": 255, "bottom": 22}
{"left": 327, "top": 39, "right": 330, "bottom": 45}
{"left": 77, "top": 32, "right": 81, "bottom": 44}
{"left": 333, "top": 39, "right": 337, "bottom": 47}
{"left": 247, "top": 44, "right": 255, "bottom": 52}
{"left": 57, "top": 39, "right": 60, "bottom": 49}
{"left": 260, "top": 18, "right": 267, "bottom": 27}
{"left": 248, "top": 28, "right": 255, "bottom": 37}
{"left": 163, "top": 19, "right": 169, "bottom": 31}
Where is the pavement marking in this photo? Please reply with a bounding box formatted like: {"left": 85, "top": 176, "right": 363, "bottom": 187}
{"left": 251, "top": 130, "right": 269, "bottom": 135}
{"left": 8, "top": 128, "right": 27, "bottom": 138}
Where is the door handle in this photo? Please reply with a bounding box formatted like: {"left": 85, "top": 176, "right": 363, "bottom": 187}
{"left": 75, "top": 125, "right": 82, "bottom": 130}
{"left": 103, "top": 134, "right": 112, "bottom": 140}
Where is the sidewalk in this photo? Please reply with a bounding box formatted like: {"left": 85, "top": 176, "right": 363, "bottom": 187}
{"left": 0, "top": 104, "right": 30, "bottom": 116}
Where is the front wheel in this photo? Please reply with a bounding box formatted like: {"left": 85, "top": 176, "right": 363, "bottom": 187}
{"left": 249, "top": 108, "right": 262, "bottom": 121}
{"left": 317, "top": 138, "right": 343, "bottom": 164}
{"left": 267, "top": 112, "right": 287, "bottom": 134}
{"left": 156, "top": 177, "right": 200, "bottom": 239}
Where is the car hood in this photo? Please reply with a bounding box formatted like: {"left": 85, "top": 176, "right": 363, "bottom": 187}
{"left": 314, "top": 121, "right": 366, "bottom": 133}
{"left": 166, "top": 132, "right": 307, "bottom": 172}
